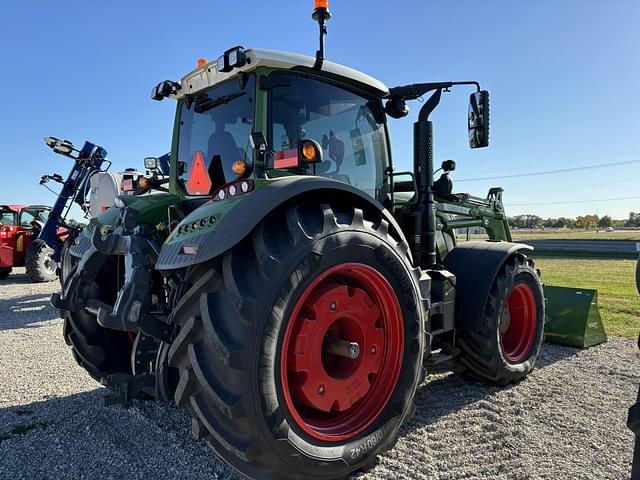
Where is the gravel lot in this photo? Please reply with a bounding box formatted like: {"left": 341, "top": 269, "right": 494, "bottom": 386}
{"left": 1, "top": 267, "right": 637, "bottom": 479}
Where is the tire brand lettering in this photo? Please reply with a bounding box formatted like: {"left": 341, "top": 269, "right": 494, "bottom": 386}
{"left": 378, "top": 248, "right": 412, "bottom": 293}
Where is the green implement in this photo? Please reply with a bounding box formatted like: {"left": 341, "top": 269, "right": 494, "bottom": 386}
{"left": 543, "top": 285, "right": 607, "bottom": 348}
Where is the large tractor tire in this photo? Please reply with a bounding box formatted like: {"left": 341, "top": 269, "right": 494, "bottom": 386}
{"left": 0, "top": 267, "right": 11, "bottom": 279}
{"left": 61, "top": 256, "right": 132, "bottom": 382}
{"left": 168, "top": 203, "right": 424, "bottom": 480}
{"left": 25, "top": 239, "right": 58, "bottom": 282}
{"left": 455, "top": 253, "right": 544, "bottom": 386}
{"left": 635, "top": 257, "right": 640, "bottom": 296}
{"left": 59, "top": 236, "right": 78, "bottom": 288}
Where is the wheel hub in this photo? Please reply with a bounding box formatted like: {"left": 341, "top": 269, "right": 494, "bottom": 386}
{"left": 280, "top": 263, "right": 404, "bottom": 442}
{"left": 287, "top": 283, "right": 384, "bottom": 413}
{"left": 500, "top": 283, "right": 537, "bottom": 363}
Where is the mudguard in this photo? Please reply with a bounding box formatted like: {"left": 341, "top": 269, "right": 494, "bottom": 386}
{"left": 442, "top": 240, "right": 532, "bottom": 327}
{"left": 156, "top": 176, "right": 406, "bottom": 270}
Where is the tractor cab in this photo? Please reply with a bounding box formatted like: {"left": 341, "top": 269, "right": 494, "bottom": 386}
{"left": 157, "top": 47, "right": 392, "bottom": 207}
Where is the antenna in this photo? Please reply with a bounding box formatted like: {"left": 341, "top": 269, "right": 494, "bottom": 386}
{"left": 312, "top": 0, "right": 331, "bottom": 70}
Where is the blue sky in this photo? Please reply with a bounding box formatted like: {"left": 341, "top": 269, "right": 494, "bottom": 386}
{"left": 1, "top": 0, "right": 638, "bottom": 219}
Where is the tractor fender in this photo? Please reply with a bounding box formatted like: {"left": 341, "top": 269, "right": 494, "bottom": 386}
{"left": 156, "top": 176, "right": 406, "bottom": 271}
{"left": 442, "top": 240, "right": 533, "bottom": 327}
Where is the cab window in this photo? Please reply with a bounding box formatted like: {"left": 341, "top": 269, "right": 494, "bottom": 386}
{"left": 19, "top": 210, "right": 36, "bottom": 227}
{"left": 0, "top": 210, "right": 16, "bottom": 225}
{"left": 269, "top": 73, "right": 389, "bottom": 201}
{"left": 177, "top": 75, "right": 255, "bottom": 193}
{"left": 19, "top": 209, "right": 48, "bottom": 228}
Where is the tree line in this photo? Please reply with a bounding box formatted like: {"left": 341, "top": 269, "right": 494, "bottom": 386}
{"left": 508, "top": 212, "right": 640, "bottom": 229}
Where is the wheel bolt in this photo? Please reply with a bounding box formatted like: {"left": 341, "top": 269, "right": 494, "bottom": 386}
{"left": 370, "top": 346, "right": 377, "bottom": 355}
{"left": 330, "top": 301, "right": 337, "bottom": 311}
{"left": 317, "top": 384, "right": 325, "bottom": 395}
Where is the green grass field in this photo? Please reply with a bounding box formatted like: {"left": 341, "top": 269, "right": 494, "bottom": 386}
{"left": 466, "top": 230, "right": 640, "bottom": 241}
{"left": 534, "top": 258, "right": 640, "bottom": 339}
{"left": 511, "top": 230, "right": 640, "bottom": 241}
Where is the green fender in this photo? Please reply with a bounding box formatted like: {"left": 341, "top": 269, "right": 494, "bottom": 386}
{"left": 155, "top": 176, "right": 407, "bottom": 271}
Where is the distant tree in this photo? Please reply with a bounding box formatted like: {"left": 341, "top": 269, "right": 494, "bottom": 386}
{"left": 612, "top": 218, "right": 625, "bottom": 229}
{"left": 598, "top": 215, "right": 613, "bottom": 228}
{"left": 508, "top": 214, "right": 543, "bottom": 230}
{"left": 625, "top": 212, "right": 640, "bottom": 228}
{"left": 575, "top": 214, "right": 598, "bottom": 229}
{"left": 551, "top": 217, "right": 574, "bottom": 228}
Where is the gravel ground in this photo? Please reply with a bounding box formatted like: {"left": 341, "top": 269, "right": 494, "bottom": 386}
{"left": 0, "top": 267, "right": 637, "bottom": 479}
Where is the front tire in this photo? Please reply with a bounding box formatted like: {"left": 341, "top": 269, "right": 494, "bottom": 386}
{"left": 25, "top": 239, "right": 57, "bottom": 282}
{"left": 168, "top": 203, "right": 424, "bottom": 480}
{"left": 456, "top": 253, "right": 545, "bottom": 386}
{"left": 61, "top": 256, "right": 132, "bottom": 382}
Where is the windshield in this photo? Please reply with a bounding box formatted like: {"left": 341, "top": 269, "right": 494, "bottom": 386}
{"left": 0, "top": 210, "right": 16, "bottom": 225}
{"left": 269, "top": 73, "right": 389, "bottom": 200}
{"left": 177, "top": 75, "right": 255, "bottom": 194}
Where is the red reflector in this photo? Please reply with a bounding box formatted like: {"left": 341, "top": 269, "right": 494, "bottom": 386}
{"left": 122, "top": 179, "right": 134, "bottom": 191}
{"left": 181, "top": 245, "right": 198, "bottom": 255}
{"left": 186, "top": 151, "right": 212, "bottom": 195}
{"left": 274, "top": 149, "right": 299, "bottom": 169}
{"left": 101, "top": 207, "right": 108, "bottom": 213}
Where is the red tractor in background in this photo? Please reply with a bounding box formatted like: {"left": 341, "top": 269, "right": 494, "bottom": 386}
{"left": 0, "top": 204, "right": 61, "bottom": 280}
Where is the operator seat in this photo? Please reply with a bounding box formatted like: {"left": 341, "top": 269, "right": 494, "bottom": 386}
{"left": 207, "top": 128, "right": 241, "bottom": 188}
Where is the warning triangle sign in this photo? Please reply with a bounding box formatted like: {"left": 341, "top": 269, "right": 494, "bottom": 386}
{"left": 186, "top": 151, "right": 212, "bottom": 195}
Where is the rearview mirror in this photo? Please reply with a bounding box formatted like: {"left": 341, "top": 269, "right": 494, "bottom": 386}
{"left": 468, "top": 90, "right": 490, "bottom": 148}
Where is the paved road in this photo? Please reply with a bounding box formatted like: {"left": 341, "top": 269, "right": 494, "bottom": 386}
{"left": 522, "top": 239, "right": 640, "bottom": 254}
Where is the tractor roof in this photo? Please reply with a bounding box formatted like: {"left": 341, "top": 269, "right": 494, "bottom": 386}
{"left": 176, "top": 48, "right": 389, "bottom": 99}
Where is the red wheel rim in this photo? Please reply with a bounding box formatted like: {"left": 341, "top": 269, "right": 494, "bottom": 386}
{"left": 280, "top": 263, "right": 404, "bottom": 442}
{"left": 500, "top": 283, "right": 537, "bottom": 363}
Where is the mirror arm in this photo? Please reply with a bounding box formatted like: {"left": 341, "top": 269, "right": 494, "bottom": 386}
{"left": 388, "top": 81, "right": 480, "bottom": 102}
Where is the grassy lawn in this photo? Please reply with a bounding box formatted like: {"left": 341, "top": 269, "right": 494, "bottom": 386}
{"left": 534, "top": 257, "right": 640, "bottom": 339}
{"left": 466, "top": 230, "right": 640, "bottom": 241}
{"left": 511, "top": 230, "right": 640, "bottom": 241}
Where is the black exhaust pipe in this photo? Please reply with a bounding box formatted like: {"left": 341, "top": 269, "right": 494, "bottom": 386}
{"left": 413, "top": 89, "right": 443, "bottom": 268}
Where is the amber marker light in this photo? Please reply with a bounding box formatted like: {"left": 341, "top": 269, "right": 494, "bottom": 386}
{"left": 314, "top": 0, "right": 329, "bottom": 9}
{"left": 196, "top": 58, "right": 208, "bottom": 68}
{"left": 232, "top": 160, "right": 247, "bottom": 175}
{"left": 139, "top": 176, "right": 150, "bottom": 190}
{"left": 301, "top": 141, "right": 317, "bottom": 161}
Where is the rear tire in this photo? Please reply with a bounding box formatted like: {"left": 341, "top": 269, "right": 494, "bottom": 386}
{"left": 25, "top": 239, "right": 57, "bottom": 282}
{"left": 635, "top": 257, "right": 639, "bottom": 296}
{"left": 456, "top": 253, "right": 545, "bottom": 386}
{"left": 0, "top": 267, "right": 11, "bottom": 279}
{"left": 168, "top": 203, "right": 424, "bottom": 480}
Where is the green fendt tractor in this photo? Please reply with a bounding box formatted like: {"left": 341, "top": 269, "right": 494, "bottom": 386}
{"left": 54, "top": 3, "right": 547, "bottom": 478}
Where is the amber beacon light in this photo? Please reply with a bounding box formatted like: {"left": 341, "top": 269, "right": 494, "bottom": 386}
{"left": 312, "top": 0, "right": 331, "bottom": 70}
